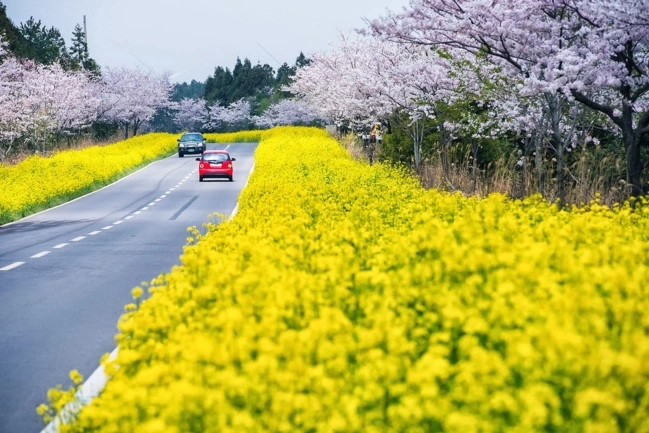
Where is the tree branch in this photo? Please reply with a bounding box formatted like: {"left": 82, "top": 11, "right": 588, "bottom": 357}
{"left": 571, "top": 90, "right": 622, "bottom": 128}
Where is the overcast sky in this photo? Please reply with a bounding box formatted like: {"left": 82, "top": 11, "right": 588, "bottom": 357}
{"left": 3, "top": 0, "right": 408, "bottom": 83}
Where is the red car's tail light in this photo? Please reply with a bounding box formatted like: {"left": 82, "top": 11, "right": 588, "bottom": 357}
{"left": 227, "top": 163, "right": 232, "bottom": 168}
{"left": 199, "top": 163, "right": 205, "bottom": 169}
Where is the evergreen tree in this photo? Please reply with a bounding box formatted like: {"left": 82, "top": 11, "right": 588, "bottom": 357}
{"left": 19, "top": 17, "right": 69, "bottom": 66}
{"left": 172, "top": 79, "right": 206, "bottom": 101}
{"left": 69, "top": 24, "right": 87, "bottom": 67}
{"left": 295, "top": 52, "right": 311, "bottom": 68}
{"left": 0, "top": 1, "right": 24, "bottom": 56}
{"left": 69, "top": 23, "right": 100, "bottom": 74}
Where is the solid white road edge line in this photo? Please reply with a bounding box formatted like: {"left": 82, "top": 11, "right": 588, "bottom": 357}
{"left": 40, "top": 158, "right": 257, "bottom": 433}
{"left": 40, "top": 348, "right": 118, "bottom": 433}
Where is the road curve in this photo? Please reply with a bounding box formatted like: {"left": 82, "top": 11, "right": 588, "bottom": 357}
{"left": 0, "top": 142, "right": 257, "bottom": 433}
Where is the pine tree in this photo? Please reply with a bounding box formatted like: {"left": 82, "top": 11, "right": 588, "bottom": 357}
{"left": 69, "top": 24, "right": 87, "bottom": 69}
{"left": 69, "top": 23, "right": 100, "bottom": 74}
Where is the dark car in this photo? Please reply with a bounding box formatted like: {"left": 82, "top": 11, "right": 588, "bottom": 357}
{"left": 178, "top": 132, "right": 206, "bottom": 157}
{"left": 197, "top": 150, "right": 236, "bottom": 182}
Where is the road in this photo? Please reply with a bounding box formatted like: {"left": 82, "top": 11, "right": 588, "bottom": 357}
{"left": 0, "top": 142, "right": 257, "bottom": 433}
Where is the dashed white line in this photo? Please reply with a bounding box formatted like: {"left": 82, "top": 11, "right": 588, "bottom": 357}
{"left": 154, "top": 199, "right": 161, "bottom": 202}
{"left": 31, "top": 251, "right": 51, "bottom": 258}
{"left": 134, "top": 211, "right": 142, "bottom": 215}
{"left": 124, "top": 216, "right": 133, "bottom": 220}
{"left": 148, "top": 202, "right": 155, "bottom": 206}
{"left": 1, "top": 262, "right": 25, "bottom": 271}
{"left": 88, "top": 231, "right": 101, "bottom": 236}
{"left": 113, "top": 221, "right": 124, "bottom": 225}
{"left": 165, "top": 191, "right": 171, "bottom": 194}
{"left": 71, "top": 236, "right": 86, "bottom": 242}
{"left": 160, "top": 195, "right": 167, "bottom": 198}
{"left": 53, "top": 243, "right": 69, "bottom": 249}
{"left": 141, "top": 207, "right": 149, "bottom": 211}
{"left": 102, "top": 226, "right": 113, "bottom": 230}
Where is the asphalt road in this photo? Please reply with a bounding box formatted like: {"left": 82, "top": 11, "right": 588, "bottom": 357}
{"left": 0, "top": 142, "right": 257, "bottom": 433}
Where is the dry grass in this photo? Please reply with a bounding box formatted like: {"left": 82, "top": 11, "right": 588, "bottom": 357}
{"left": 337, "top": 133, "right": 631, "bottom": 208}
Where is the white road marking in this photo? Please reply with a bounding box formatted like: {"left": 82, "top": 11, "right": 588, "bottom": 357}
{"left": 170, "top": 188, "right": 176, "bottom": 191}
{"left": 113, "top": 221, "right": 124, "bottom": 225}
{"left": 154, "top": 199, "right": 161, "bottom": 202}
{"left": 88, "top": 231, "right": 101, "bottom": 235}
{"left": 31, "top": 251, "right": 51, "bottom": 258}
{"left": 148, "top": 202, "right": 155, "bottom": 206}
{"left": 134, "top": 211, "right": 142, "bottom": 215}
{"left": 53, "top": 243, "right": 69, "bottom": 249}
{"left": 124, "top": 216, "right": 133, "bottom": 220}
{"left": 165, "top": 191, "right": 171, "bottom": 194}
{"left": 102, "top": 226, "right": 113, "bottom": 230}
{"left": 160, "top": 195, "right": 167, "bottom": 198}
{"left": 71, "top": 236, "right": 86, "bottom": 242}
{"left": 1, "top": 262, "right": 25, "bottom": 271}
{"left": 141, "top": 207, "right": 149, "bottom": 211}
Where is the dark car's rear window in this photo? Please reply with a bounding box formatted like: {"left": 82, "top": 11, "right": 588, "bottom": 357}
{"left": 203, "top": 153, "right": 229, "bottom": 162}
{"left": 180, "top": 133, "right": 203, "bottom": 142}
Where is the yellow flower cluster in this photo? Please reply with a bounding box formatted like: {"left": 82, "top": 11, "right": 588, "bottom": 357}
{"left": 52, "top": 127, "right": 649, "bottom": 432}
{"left": 0, "top": 134, "right": 179, "bottom": 224}
{"left": 204, "top": 131, "right": 262, "bottom": 143}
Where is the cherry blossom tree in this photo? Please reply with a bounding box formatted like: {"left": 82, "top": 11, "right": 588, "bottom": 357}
{"left": 0, "top": 51, "right": 30, "bottom": 160}
{"left": 21, "top": 63, "right": 99, "bottom": 149}
{"left": 97, "top": 66, "right": 172, "bottom": 137}
{"left": 0, "top": 36, "right": 99, "bottom": 158}
{"left": 171, "top": 98, "right": 207, "bottom": 132}
{"left": 204, "top": 99, "right": 251, "bottom": 132}
{"left": 370, "top": 0, "right": 649, "bottom": 196}
{"left": 289, "top": 33, "right": 459, "bottom": 170}
{"left": 252, "top": 99, "right": 324, "bottom": 128}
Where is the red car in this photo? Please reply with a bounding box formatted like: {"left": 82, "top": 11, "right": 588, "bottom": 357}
{"left": 197, "top": 150, "right": 236, "bottom": 182}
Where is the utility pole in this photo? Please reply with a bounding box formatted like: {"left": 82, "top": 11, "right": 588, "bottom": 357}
{"left": 83, "top": 15, "right": 87, "bottom": 50}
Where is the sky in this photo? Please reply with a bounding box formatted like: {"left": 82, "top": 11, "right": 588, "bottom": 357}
{"left": 3, "top": 0, "right": 409, "bottom": 83}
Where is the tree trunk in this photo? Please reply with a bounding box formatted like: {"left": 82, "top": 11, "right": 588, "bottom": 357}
{"left": 624, "top": 130, "right": 644, "bottom": 197}
{"left": 572, "top": 91, "right": 647, "bottom": 198}
{"left": 546, "top": 92, "right": 567, "bottom": 208}
{"left": 471, "top": 141, "right": 479, "bottom": 193}
{"left": 411, "top": 118, "right": 424, "bottom": 173}
{"left": 534, "top": 134, "right": 545, "bottom": 197}
{"left": 622, "top": 107, "right": 645, "bottom": 196}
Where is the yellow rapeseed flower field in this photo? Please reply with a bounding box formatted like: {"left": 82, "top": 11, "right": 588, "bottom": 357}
{"left": 204, "top": 131, "right": 262, "bottom": 143}
{"left": 0, "top": 133, "right": 180, "bottom": 225}
{"left": 45, "top": 127, "right": 649, "bottom": 432}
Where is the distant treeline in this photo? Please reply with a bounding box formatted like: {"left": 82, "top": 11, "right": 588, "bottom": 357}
{"left": 0, "top": 1, "right": 98, "bottom": 72}
{"left": 173, "top": 53, "right": 310, "bottom": 111}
